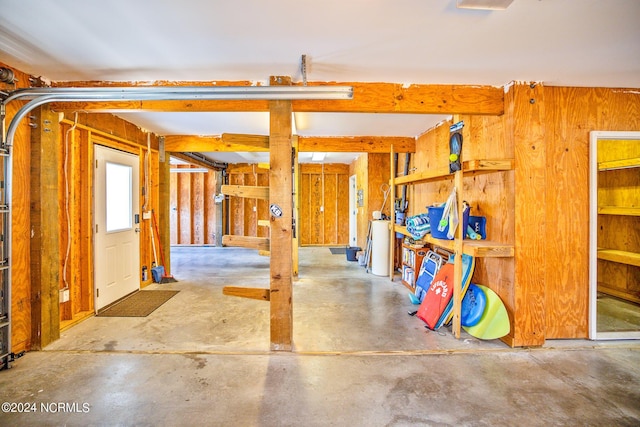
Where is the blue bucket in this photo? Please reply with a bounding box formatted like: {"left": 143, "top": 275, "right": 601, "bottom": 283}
{"left": 427, "top": 205, "right": 470, "bottom": 240}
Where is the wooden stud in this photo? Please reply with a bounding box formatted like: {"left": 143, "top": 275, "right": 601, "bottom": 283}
{"left": 292, "top": 135, "right": 299, "bottom": 276}
{"left": 268, "top": 76, "right": 294, "bottom": 351}
{"left": 158, "top": 153, "right": 172, "bottom": 272}
{"left": 222, "top": 286, "right": 270, "bottom": 301}
{"left": 389, "top": 144, "right": 395, "bottom": 281}
{"left": 29, "top": 105, "right": 61, "bottom": 349}
{"left": 221, "top": 185, "right": 269, "bottom": 200}
{"left": 512, "top": 83, "right": 547, "bottom": 346}
{"left": 221, "top": 235, "right": 270, "bottom": 251}
{"left": 452, "top": 169, "right": 464, "bottom": 338}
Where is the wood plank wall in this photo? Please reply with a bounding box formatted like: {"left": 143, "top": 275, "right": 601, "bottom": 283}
{"left": 350, "top": 153, "right": 391, "bottom": 250}
{"left": 223, "top": 163, "right": 350, "bottom": 246}
{"left": 299, "top": 164, "right": 350, "bottom": 246}
{"left": 543, "top": 86, "right": 640, "bottom": 338}
{"left": 169, "top": 165, "right": 219, "bottom": 245}
{"left": 226, "top": 164, "right": 269, "bottom": 239}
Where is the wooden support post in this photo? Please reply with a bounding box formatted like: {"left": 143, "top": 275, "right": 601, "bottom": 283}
{"left": 158, "top": 141, "right": 172, "bottom": 273}
{"left": 512, "top": 82, "right": 546, "bottom": 346}
{"left": 269, "top": 76, "right": 294, "bottom": 351}
{"left": 389, "top": 144, "right": 395, "bottom": 281}
{"left": 452, "top": 169, "right": 464, "bottom": 338}
{"left": 30, "top": 105, "right": 61, "bottom": 349}
{"left": 292, "top": 135, "right": 299, "bottom": 277}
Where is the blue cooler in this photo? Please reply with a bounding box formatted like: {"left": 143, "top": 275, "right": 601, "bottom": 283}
{"left": 428, "top": 205, "right": 470, "bottom": 240}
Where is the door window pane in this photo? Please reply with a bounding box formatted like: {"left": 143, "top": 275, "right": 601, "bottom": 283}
{"left": 106, "top": 162, "right": 133, "bottom": 232}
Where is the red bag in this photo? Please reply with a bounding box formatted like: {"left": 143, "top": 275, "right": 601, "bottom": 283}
{"left": 416, "top": 263, "right": 454, "bottom": 330}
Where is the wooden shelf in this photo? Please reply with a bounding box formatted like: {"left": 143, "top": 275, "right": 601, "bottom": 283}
{"left": 598, "top": 206, "right": 640, "bottom": 216}
{"left": 598, "top": 283, "right": 640, "bottom": 305}
{"left": 394, "top": 224, "right": 514, "bottom": 258}
{"left": 393, "top": 158, "right": 514, "bottom": 185}
{"left": 390, "top": 153, "right": 515, "bottom": 341}
{"left": 598, "top": 157, "right": 640, "bottom": 171}
{"left": 597, "top": 249, "right": 640, "bottom": 267}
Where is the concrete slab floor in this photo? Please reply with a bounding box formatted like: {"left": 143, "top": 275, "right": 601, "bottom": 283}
{"left": 0, "top": 247, "right": 638, "bottom": 426}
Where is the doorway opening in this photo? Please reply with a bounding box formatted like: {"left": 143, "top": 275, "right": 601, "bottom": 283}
{"left": 589, "top": 131, "right": 640, "bottom": 339}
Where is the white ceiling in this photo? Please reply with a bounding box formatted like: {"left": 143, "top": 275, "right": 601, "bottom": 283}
{"left": 1, "top": 0, "right": 639, "bottom": 164}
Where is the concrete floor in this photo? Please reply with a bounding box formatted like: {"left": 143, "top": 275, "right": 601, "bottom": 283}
{"left": 1, "top": 247, "right": 639, "bottom": 426}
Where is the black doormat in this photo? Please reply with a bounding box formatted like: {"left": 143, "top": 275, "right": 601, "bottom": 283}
{"left": 97, "top": 290, "right": 179, "bottom": 317}
{"left": 329, "top": 247, "right": 347, "bottom": 255}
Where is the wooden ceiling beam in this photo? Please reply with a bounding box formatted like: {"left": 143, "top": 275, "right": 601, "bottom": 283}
{"left": 48, "top": 81, "right": 503, "bottom": 115}
{"left": 164, "top": 135, "right": 415, "bottom": 153}
{"left": 163, "top": 135, "right": 267, "bottom": 152}
{"left": 299, "top": 136, "right": 415, "bottom": 153}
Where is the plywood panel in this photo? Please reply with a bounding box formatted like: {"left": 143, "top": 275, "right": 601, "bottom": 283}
{"left": 204, "top": 171, "right": 217, "bottom": 244}
{"left": 353, "top": 154, "right": 369, "bottom": 250}
{"left": 336, "top": 173, "right": 350, "bottom": 245}
{"left": 511, "top": 83, "right": 547, "bottom": 346}
{"left": 229, "top": 173, "right": 244, "bottom": 236}
{"left": 324, "top": 173, "right": 338, "bottom": 244}
{"left": 543, "top": 86, "right": 640, "bottom": 338}
{"left": 178, "top": 172, "right": 192, "bottom": 244}
{"left": 310, "top": 174, "right": 324, "bottom": 245}
{"left": 257, "top": 172, "right": 270, "bottom": 238}
{"left": 170, "top": 172, "right": 179, "bottom": 244}
{"left": 192, "top": 173, "right": 205, "bottom": 244}
{"left": 367, "top": 154, "right": 391, "bottom": 219}
{"left": 243, "top": 172, "right": 257, "bottom": 237}
{"left": 299, "top": 173, "right": 311, "bottom": 245}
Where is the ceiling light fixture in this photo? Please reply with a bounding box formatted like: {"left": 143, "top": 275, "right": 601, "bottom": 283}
{"left": 456, "top": 0, "right": 513, "bottom": 10}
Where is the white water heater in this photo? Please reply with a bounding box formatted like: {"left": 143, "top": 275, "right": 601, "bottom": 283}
{"left": 371, "top": 220, "right": 390, "bottom": 276}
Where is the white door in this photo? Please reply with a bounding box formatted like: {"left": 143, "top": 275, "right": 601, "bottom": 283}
{"left": 94, "top": 145, "right": 140, "bottom": 311}
{"left": 349, "top": 175, "right": 357, "bottom": 247}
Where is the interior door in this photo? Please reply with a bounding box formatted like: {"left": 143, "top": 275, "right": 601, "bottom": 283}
{"left": 94, "top": 145, "right": 140, "bottom": 311}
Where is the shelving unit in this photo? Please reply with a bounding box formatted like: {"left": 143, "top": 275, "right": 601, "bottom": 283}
{"left": 401, "top": 244, "right": 427, "bottom": 290}
{"left": 594, "top": 153, "right": 640, "bottom": 305}
{"left": 390, "top": 150, "right": 515, "bottom": 338}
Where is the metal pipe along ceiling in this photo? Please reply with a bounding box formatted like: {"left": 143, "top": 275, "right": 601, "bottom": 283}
{"left": 1, "top": 85, "right": 353, "bottom": 146}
